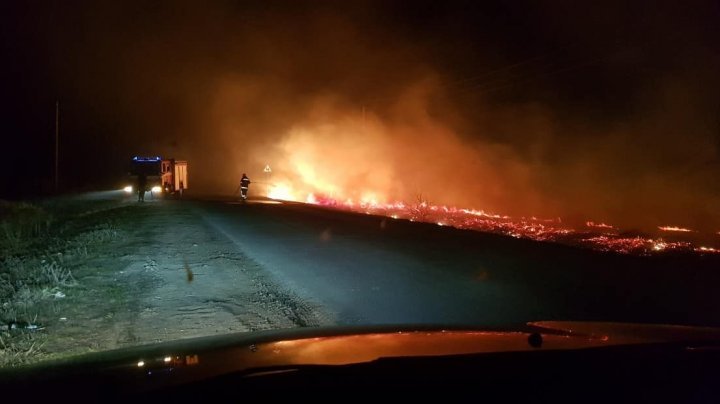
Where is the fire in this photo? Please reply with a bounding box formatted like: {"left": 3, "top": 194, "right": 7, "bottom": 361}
{"left": 586, "top": 221, "right": 615, "bottom": 230}
{"left": 267, "top": 184, "right": 297, "bottom": 201}
{"left": 274, "top": 190, "right": 715, "bottom": 256}
{"left": 250, "top": 95, "right": 720, "bottom": 257}
{"left": 652, "top": 241, "right": 667, "bottom": 251}
{"left": 259, "top": 178, "right": 719, "bottom": 255}
{"left": 658, "top": 226, "right": 693, "bottom": 232}
{"left": 461, "top": 209, "right": 509, "bottom": 220}
{"left": 257, "top": 114, "right": 715, "bottom": 256}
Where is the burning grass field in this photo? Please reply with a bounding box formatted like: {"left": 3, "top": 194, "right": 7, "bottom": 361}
{"left": 267, "top": 189, "right": 720, "bottom": 256}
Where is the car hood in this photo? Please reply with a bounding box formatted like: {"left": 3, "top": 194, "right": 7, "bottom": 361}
{"left": 3, "top": 321, "right": 720, "bottom": 392}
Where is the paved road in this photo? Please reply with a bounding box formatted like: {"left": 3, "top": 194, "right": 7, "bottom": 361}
{"left": 197, "top": 198, "right": 720, "bottom": 327}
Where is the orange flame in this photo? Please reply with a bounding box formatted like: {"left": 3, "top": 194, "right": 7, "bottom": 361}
{"left": 658, "top": 226, "right": 694, "bottom": 232}
{"left": 267, "top": 183, "right": 297, "bottom": 201}
{"left": 586, "top": 221, "right": 615, "bottom": 230}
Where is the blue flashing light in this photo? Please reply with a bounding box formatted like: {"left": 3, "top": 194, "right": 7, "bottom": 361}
{"left": 132, "top": 156, "right": 162, "bottom": 162}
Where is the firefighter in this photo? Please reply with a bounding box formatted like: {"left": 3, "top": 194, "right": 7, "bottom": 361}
{"left": 239, "top": 173, "right": 251, "bottom": 201}
{"left": 137, "top": 173, "right": 147, "bottom": 202}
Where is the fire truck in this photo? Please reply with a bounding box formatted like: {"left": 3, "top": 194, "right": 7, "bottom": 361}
{"left": 126, "top": 156, "right": 188, "bottom": 196}
{"left": 160, "top": 158, "right": 188, "bottom": 195}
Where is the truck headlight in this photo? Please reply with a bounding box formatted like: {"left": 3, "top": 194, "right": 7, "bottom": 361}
{"left": 123, "top": 186, "right": 133, "bottom": 193}
{"left": 151, "top": 186, "right": 162, "bottom": 193}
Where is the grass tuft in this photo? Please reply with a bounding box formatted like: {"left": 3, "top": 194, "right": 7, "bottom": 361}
{"left": 0, "top": 331, "right": 47, "bottom": 367}
{"left": 0, "top": 201, "right": 52, "bottom": 255}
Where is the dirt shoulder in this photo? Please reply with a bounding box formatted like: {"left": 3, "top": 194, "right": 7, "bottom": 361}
{"left": 1, "top": 196, "right": 331, "bottom": 366}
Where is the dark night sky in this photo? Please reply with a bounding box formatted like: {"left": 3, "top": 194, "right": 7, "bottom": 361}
{"left": 1, "top": 0, "right": 719, "bottom": 232}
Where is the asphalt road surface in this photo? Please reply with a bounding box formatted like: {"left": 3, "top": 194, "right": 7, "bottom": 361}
{"left": 197, "top": 197, "right": 720, "bottom": 327}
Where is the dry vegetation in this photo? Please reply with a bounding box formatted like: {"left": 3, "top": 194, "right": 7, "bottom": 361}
{"left": 0, "top": 199, "right": 120, "bottom": 366}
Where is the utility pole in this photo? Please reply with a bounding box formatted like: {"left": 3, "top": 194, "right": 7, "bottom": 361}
{"left": 55, "top": 100, "right": 59, "bottom": 192}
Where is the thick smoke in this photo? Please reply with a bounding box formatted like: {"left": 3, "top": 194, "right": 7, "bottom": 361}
{"left": 200, "top": 2, "right": 719, "bottom": 234}
{"left": 245, "top": 81, "right": 544, "bottom": 215}
{"left": 8, "top": 1, "right": 718, "bottom": 234}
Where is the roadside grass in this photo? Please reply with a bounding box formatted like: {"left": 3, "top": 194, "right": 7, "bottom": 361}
{"left": 0, "top": 199, "right": 124, "bottom": 367}
{"left": 0, "top": 332, "right": 46, "bottom": 366}
{"left": 0, "top": 201, "right": 52, "bottom": 256}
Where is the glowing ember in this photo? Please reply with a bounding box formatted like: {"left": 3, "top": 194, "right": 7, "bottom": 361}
{"left": 263, "top": 184, "right": 716, "bottom": 255}
{"left": 652, "top": 241, "right": 667, "bottom": 251}
{"left": 584, "top": 236, "right": 649, "bottom": 254}
{"left": 586, "top": 221, "right": 615, "bottom": 230}
{"left": 461, "top": 209, "right": 509, "bottom": 219}
{"left": 658, "top": 226, "right": 693, "bottom": 232}
{"left": 296, "top": 195, "right": 720, "bottom": 255}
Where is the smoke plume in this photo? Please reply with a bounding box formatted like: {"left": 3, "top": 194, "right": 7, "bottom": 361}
{"left": 4, "top": 1, "right": 718, "bottom": 234}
